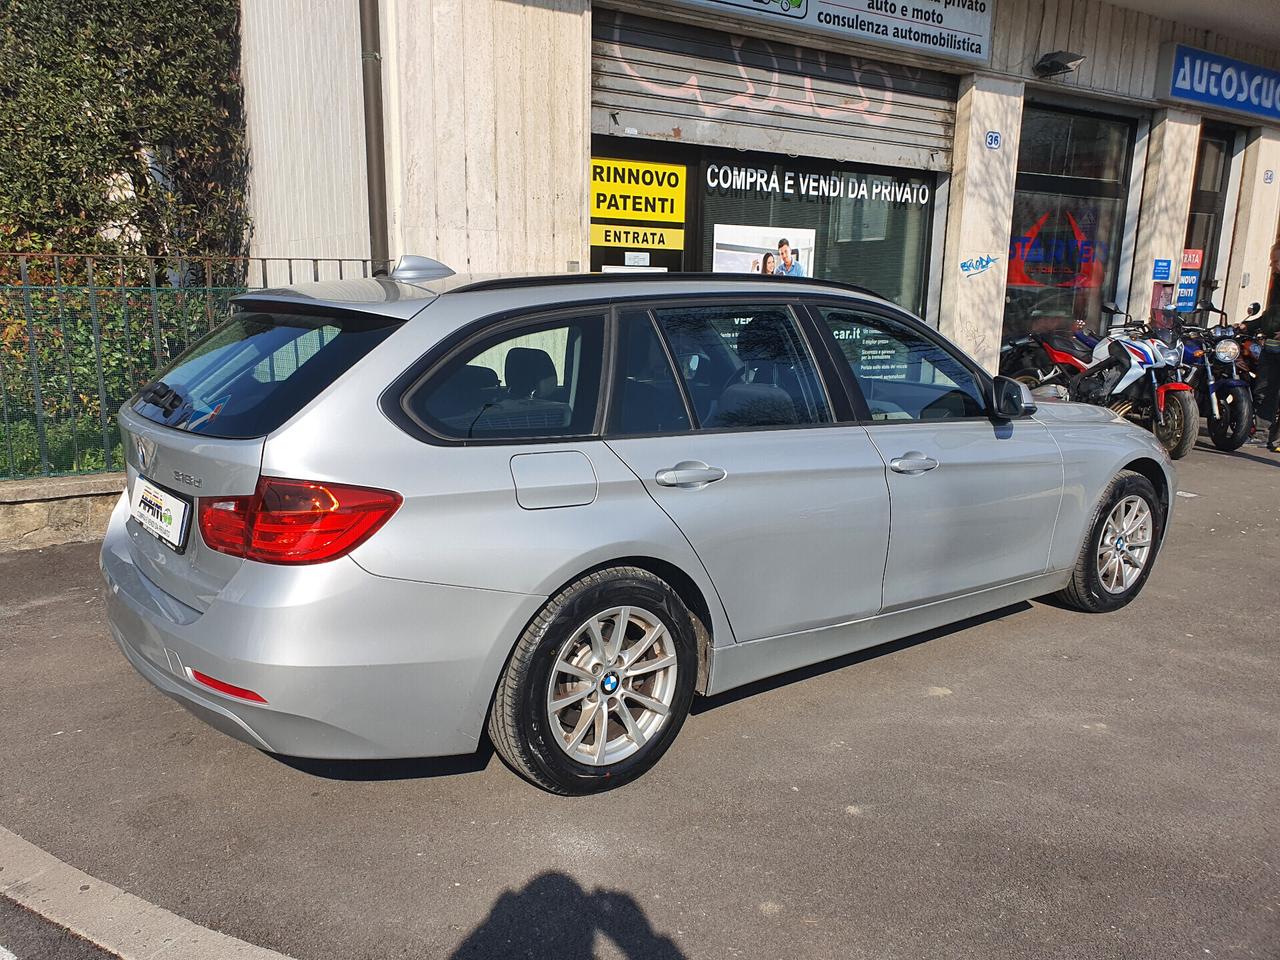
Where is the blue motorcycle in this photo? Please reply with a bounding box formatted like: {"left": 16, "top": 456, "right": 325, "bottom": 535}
{"left": 1176, "top": 299, "right": 1254, "bottom": 452}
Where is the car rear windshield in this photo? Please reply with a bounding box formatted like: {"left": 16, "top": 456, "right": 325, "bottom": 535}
{"left": 130, "top": 305, "right": 401, "bottom": 439}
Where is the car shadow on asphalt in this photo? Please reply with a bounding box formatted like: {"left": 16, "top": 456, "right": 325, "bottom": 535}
{"left": 271, "top": 603, "right": 1034, "bottom": 780}
{"left": 449, "top": 872, "right": 686, "bottom": 960}
{"left": 1192, "top": 440, "right": 1280, "bottom": 468}
{"left": 271, "top": 742, "right": 495, "bottom": 781}
{"left": 691, "top": 602, "right": 1033, "bottom": 715}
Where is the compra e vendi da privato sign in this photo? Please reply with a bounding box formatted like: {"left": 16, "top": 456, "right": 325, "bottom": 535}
{"left": 1158, "top": 44, "right": 1280, "bottom": 123}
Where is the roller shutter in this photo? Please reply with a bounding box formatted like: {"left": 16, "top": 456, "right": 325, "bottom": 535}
{"left": 592, "top": 9, "right": 958, "bottom": 172}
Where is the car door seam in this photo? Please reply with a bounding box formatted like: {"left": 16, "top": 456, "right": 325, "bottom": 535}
{"left": 1036, "top": 418, "right": 1069, "bottom": 574}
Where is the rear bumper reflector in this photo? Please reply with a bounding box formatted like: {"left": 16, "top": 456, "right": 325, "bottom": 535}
{"left": 189, "top": 669, "right": 268, "bottom": 704}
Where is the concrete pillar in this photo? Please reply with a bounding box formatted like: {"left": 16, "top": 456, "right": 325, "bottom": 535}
{"left": 384, "top": 0, "right": 591, "bottom": 273}
{"left": 938, "top": 75, "right": 1024, "bottom": 373}
{"left": 1127, "top": 109, "right": 1200, "bottom": 323}
{"left": 1224, "top": 127, "right": 1280, "bottom": 322}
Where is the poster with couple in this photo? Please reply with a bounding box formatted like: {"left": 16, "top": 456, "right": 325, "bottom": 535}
{"left": 710, "top": 224, "right": 816, "bottom": 277}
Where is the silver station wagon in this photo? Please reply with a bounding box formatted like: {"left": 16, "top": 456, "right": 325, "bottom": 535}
{"left": 101, "top": 263, "right": 1174, "bottom": 793}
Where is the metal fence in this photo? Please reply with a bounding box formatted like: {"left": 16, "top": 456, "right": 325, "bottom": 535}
{"left": 0, "top": 253, "right": 381, "bottom": 480}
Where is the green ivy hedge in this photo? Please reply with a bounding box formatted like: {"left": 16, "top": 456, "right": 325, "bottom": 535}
{"left": 1, "top": 279, "right": 241, "bottom": 478}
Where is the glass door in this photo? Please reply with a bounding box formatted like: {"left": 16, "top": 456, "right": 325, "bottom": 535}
{"left": 1184, "top": 123, "right": 1241, "bottom": 303}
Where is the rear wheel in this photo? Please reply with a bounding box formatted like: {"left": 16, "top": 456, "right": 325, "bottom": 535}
{"left": 1011, "top": 367, "right": 1045, "bottom": 389}
{"left": 1208, "top": 385, "right": 1253, "bottom": 451}
{"left": 1152, "top": 389, "right": 1198, "bottom": 460}
{"left": 1057, "top": 471, "right": 1164, "bottom": 613}
{"left": 488, "top": 566, "right": 697, "bottom": 794}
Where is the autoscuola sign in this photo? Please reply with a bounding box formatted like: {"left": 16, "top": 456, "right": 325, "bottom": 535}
{"left": 1158, "top": 43, "right": 1280, "bottom": 123}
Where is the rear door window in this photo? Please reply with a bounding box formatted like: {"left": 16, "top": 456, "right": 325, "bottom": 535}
{"left": 131, "top": 306, "right": 401, "bottom": 439}
{"left": 650, "top": 303, "right": 831, "bottom": 429}
{"left": 608, "top": 309, "right": 692, "bottom": 436}
{"left": 405, "top": 313, "right": 605, "bottom": 440}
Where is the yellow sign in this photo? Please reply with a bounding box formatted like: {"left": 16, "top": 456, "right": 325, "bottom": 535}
{"left": 590, "top": 158, "right": 686, "bottom": 223}
{"left": 590, "top": 223, "right": 685, "bottom": 250}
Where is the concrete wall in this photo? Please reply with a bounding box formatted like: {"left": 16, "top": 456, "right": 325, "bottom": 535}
{"left": 938, "top": 76, "right": 1026, "bottom": 372}
{"left": 241, "top": 0, "right": 371, "bottom": 260}
{"left": 383, "top": 0, "right": 591, "bottom": 273}
{"left": 1224, "top": 129, "right": 1280, "bottom": 320}
{"left": 1127, "top": 109, "right": 1202, "bottom": 324}
{"left": 989, "top": 0, "right": 1280, "bottom": 102}
{"left": 0, "top": 476, "right": 123, "bottom": 552}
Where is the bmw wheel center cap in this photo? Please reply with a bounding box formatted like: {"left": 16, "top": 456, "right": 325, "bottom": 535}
{"left": 601, "top": 672, "right": 620, "bottom": 695}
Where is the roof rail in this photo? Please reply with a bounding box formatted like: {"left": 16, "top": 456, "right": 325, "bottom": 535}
{"left": 451, "top": 272, "right": 885, "bottom": 300}
{"left": 391, "top": 254, "right": 455, "bottom": 282}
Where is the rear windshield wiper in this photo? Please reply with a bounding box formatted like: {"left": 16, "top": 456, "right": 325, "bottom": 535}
{"left": 138, "top": 380, "right": 189, "bottom": 417}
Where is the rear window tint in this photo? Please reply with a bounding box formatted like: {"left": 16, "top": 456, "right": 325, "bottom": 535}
{"left": 130, "top": 306, "right": 400, "bottom": 439}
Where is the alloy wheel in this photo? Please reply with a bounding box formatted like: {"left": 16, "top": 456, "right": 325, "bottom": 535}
{"left": 545, "top": 606, "right": 679, "bottom": 766}
{"left": 1096, "top": 496, "right": 1153, "bottom": 594}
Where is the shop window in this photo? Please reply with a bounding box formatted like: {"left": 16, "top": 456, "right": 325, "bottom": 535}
{"left": 1002, "top": 107, "right": 1135, "bottom": 341}
{"left": 700, "top": 157, "right": 935, "bottom": 316}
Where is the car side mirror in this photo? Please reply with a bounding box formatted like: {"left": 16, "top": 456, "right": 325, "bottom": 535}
{"left": 1247, "top": 301, "right": 1262, "bottom": 317}
{"left": 990, "top": 375, "right": 1035, "bottom": 420}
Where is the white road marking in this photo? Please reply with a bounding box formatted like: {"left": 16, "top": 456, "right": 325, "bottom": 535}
{"left": 0, "top": 825, "right": 295, "bottom": 960}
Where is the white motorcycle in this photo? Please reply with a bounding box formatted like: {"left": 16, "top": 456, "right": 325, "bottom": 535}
{"left": 1066, "top": 307, "right": 1198, "bottom": 460}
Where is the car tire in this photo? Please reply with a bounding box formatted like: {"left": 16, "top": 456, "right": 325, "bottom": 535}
{"left": 1056, "top": 470, "right": 1165, "bottom": 613}
{"left": 487, "top": 566, "right": 698, "bottom": 794}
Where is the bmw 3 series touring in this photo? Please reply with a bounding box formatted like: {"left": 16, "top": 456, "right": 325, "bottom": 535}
{"left": 101, "top": 263, "right": 1174, "bottom": 793}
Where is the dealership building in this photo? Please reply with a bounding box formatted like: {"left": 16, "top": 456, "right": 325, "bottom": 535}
{"left": 241, "top": 0, "right": 1280, "bottom": 370}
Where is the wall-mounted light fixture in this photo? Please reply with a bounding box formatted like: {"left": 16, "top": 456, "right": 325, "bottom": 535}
{"left": 1033, "top": 51, "right": 1086, "bottom": 78}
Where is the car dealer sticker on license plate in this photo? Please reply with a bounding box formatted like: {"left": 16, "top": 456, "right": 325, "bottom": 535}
{"left": 129, "top": 478, "right": 190, "bottom": 550}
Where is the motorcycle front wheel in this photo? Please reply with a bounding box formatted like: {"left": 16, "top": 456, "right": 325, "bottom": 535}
{"left": 1153, "top": 389, "right": 1198, "bottom": 460}
{"left": 1208, "top": 385, "right": 1253, "bottom": 451}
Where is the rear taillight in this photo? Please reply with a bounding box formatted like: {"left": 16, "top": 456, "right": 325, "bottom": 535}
{"left": 198, "top": 477, "right": 402, "bottom": 565}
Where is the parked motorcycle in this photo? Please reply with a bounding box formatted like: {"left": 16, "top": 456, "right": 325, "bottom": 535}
{"left": 999, "top": 326, "right": 1096, "bottom": 388}
{"left": 1235, "top": 301, "right": 1269, "bottom": 411}
{"left": 1176, "top": 298, "right": 1254, "bottom": 452}
{"left": 1067, "top": 308, "right": 1197, "bottom": 459}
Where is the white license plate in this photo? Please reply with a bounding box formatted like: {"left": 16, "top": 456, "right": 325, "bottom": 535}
{"left": 129, "top": 477, "right": 191, "bottom": 550}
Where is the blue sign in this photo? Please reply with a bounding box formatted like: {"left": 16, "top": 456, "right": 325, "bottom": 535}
{"left": 1162, "top": 44, "right": 1280, "bottom": 123}
{"left": 1175, "top": 269, "right": 1201, "bottom": 311}
{"left": 1152, "top": 258, "right": 1172, "bottom": 282}
{"left": 985, "top": 131, "right": 1001, "bottom": 150}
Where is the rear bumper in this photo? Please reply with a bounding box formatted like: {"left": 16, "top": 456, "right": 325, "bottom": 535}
{"left": 99, "top": 498, "right": 545, "bottom": 759}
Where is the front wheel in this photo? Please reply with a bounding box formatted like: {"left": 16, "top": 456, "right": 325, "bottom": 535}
{"left": 1057, "top": 470, "right": 1165, "bottom": 613}
{"left": 488, "top": 566, "right": 698, "bottom": 794}
{"left": 1208, "top": 385, "right": 1253, "bottom": 451}
{"left": 1152, "top": 389, "right": 1198, "bottom": 460}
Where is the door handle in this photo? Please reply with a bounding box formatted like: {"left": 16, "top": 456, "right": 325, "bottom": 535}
{"left": 655, "top": 461, "right": 727, "bottom": 488}
{"left": 889, "top": 451, "right": 939, "bottom": 475}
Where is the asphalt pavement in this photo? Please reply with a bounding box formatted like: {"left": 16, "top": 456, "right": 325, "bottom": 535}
{"left": 1, "top": 441, "right": 1278, "bottom": 960}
